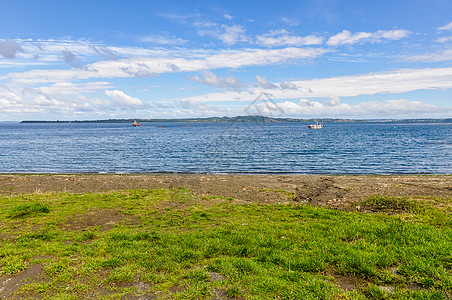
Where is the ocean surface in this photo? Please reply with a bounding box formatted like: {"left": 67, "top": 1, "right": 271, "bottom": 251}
{"left": 0, "top": 121, "right": 451, "bottom": 174}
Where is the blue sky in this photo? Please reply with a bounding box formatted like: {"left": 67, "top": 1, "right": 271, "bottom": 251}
{"left": 1, "top": 0, "right": 452, "bottom": 120}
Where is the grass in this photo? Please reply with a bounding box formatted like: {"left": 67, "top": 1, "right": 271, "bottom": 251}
{"left": 360, "top": 194, "right": 451, "bottom": 226}
{"left": 0, "top": 189, "right": 450, "bottom": 299}
{"left": 7, "top": 202, "right": 50, "bottom": 219}
{"left": 361, "top": 195, "right": 420, "bottom": 212}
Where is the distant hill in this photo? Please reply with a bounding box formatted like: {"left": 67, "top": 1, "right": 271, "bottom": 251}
{"left": 20, "top": 116, "right": 309, "bottom": 123}
{"left": 20, "top": 116, "right": 452, "bottom": 124}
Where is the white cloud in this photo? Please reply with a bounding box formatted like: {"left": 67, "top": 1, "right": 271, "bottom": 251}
{"left": 107, "top": 45, "right": 211, "bottom": 59}
{"left": 1, "top": 38, "right": 329, "bottom": 86}
{"left": 256, "top": 75, "right": 278, "bottom": 89}
{"left": 44, "top": 81, "right": 113, "bottom": 95}
{"left": 189, "top": 73, "right": 302, "bottom": 92}
{"left": 374, "top": 29, "right": 410, "bottom": 40}
{"left": 0, "top": 39, "right": 23, "bottom": 58}
{"left": 302, "top": 67, "right": 452, "bottom": 97}
{"left": 436, "top": 36, "right": 452, "bottom": 43}
{"left": 0, "top": 82, "right": 113, "bottom": 117}
{"left": 203, "top": 47, "right": 329, "bottom": 69}
{"left": 62, "top": 49, "right": 85, "bottom": 68}
{"left": 438, "top": 22, "right": 452, "bottom": 31}
{"left": 198, "top": 24, "right": 249, "bottom": 45}
{"left": 179, "top": 67, "right": 452, "bottom": 102}
{"left": 11, "top": 39, "right": 207, "bottom": 65}
{"left": 92, "top": 46, "right": 117, "bottom": 60}
{"left": 33, "top": 39, "right": 106, "bottom": 59}
{"left": 139, "top": 34, "right": 187, "bottom": 45}
{"left": 224, "top": 14, "right": 233, "bottom": 20}
{"left": 104, "top": 90, "right": 144, "bottom": 107}
{"left": 248, "top": 98, "right": 448, "bottom": 118}
{"left": 62, "top": 49, "right": 77, "bottom": 64}
{"left": 279, "top": 81, "right": 299, "bottom": 90}
{"left": 128, "top": 97, "right": 450, "bottom": 119}
{"left": 256, "top": 29, "right": 324, "bottom": 47}
{"left": 5, "top": 47, "right": 329, "bottom": 84}
{"left": 4, "top": 39, "right": 120, "bottom": 65}
{"left": 120, "top": 63, "right": 158, "bottom": 78}
{"left": 404, "top": 49, "right": 452, "bottom": 62}
{"left": 327, "top": 29, "right": 410, "bottom": 46}
{"left": 0, "top": 60, "right": 49, "bottom": 68}
{"left": 188, "top": 70, "right": 242, "bottom": 90}
{"left": 219, "top": 25, "right": 249, "bottom": 45}
{"left": 327, "top": 30, "right": 371, "bottom": 46}
{"left": 328, "top": 95, "right": 340, "bottom": 106}
{"left": 0, "top": 80, "right": 194, "bottom": 120}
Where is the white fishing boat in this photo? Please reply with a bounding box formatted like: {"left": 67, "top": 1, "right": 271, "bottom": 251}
{"left": 133, "top": 120, "right": 141, "bottom": 127}
{"left": 308, "top": 123, "right": 323, "bottom": 129}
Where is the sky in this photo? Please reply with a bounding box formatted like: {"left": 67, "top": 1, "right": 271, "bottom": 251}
{"left": 1, "top": 0, "right": 452, "bottom": 121}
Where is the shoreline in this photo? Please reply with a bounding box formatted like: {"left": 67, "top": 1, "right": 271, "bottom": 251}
{"left": 1, "top": 171, "right": 449, "bottom": 174}
{"left": 1, "top": 174, "right": 450, "bottom": 209}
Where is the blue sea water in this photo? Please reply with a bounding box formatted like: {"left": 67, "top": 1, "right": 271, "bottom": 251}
{"left": 0, "top": 121, "right": 451, "bottom": 174}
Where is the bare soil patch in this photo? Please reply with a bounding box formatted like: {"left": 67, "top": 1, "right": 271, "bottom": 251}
{"left": 63, "top": 209, "right": 140, "bottom": 231}
{"left": 0, "top": 264, "right": 43, "bottom": 299}
{"left": 0, "top": 174, "right": 450, "bottom": 210}
{"left": 326, "top": 269, "right": 367, "bottom": 291}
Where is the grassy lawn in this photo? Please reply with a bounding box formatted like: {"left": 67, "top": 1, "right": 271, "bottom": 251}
{"left": 0, "top": 189, "right": 450, "bottom": 299}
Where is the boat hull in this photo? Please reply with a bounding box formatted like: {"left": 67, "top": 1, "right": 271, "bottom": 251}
{"left": 308, "top": 124, "right": 323, "bottom": 129}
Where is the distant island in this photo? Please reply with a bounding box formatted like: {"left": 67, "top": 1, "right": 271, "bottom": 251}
{"left": 20, "top": 116, "right": 452, "bottom": 124}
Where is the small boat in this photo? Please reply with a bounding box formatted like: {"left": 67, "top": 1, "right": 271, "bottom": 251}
{"left": 133, "top": 120, "right": 141, "bottom": 127}
{"left": 308, "top": 123, "right": 323, "bottom": 129}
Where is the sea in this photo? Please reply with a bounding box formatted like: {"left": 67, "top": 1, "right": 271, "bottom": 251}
{"left": 0, "top": 121, "right": 451, "bottom": 174}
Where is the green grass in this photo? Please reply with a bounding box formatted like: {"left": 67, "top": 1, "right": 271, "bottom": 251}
{"left": 361, "top": 195, "right": 420, "bottom": 212}
{"left": 360, "top": 195, "right": 451, "bottom": 226}
{"left": 7, "top": 202, "right": 50, "bottom": 218}
{"left": 0, "top": 189, "right": 450, "bottom": 299}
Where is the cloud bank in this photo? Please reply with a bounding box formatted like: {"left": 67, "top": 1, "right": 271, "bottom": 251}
{"left": 181, "top": 67, "right": 452, "bottom": 102}
{"left": 327, "top": 29, "right": 410, "bottom": 46}
{"left": 247, "top": 98, "right": 447, "bottom": 118}
{"left": 6, "top": 47, "right": 330, "bottom": 84}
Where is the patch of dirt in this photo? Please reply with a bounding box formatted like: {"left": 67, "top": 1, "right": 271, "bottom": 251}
{"left": 0, "top": 264, "right": 44, "bottom": 299}
{"left": 325, "top": 269, "right": 367, "bottom": 291}
{"left": 63, "top": 209, "right": 140, "bottom": 231}
{"left": 326, "top": 269, "right": 428, "bottom": 294}
{"left": 294, "top": 177, "right": 344, "bottom": 205}
{"left": 209, "top": 272, "right": 227, "bottom": 282}
{"left": 121, "top": 293, "right": 159, "bottom": 300}
{"left": 0, "top": 175, "right": 450, "bottom": 211}
{"left": 169, "top": 283, "right": 185, "bottom": 294}
{"left": 211, "top": 288, "right": 236, "bottom": 300}
{"left": 83, "top": 286, "right": 114, "bottom": 299}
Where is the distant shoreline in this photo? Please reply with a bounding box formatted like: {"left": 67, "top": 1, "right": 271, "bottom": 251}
{"left": 19, "top": 115, "right": 452, "bottom": 124}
